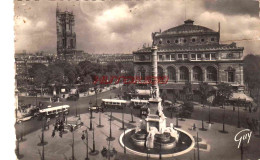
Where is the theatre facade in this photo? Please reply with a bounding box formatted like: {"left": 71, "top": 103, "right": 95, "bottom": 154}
{"left": 133, "top": 20, "right": 244, "bottom": 94}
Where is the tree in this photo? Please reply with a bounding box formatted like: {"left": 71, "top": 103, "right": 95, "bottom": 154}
{"left": 46, "top": 64, "right": 65, "bottom": 87}
{"left": 244, "top": 54, "right": 260, "bottom": 104}
{"left": 182, "top": 82, "right": 193, "bottom": 101}
{"left": 216, "top": 83, "right": 233, "bottom": 107}
{"left": 198, "top": 82, "right": 212, "bottom": 107}
{"left": 28, "top": 63, "right": 48, "bottom": 87}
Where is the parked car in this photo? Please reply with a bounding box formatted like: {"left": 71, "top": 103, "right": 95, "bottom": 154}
{"left": 17, "top": 116, "right": 33, "bottom": 123}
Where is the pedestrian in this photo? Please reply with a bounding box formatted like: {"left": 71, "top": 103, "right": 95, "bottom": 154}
{"left": 192, "top": 123, "right": 196, "bottom": 131}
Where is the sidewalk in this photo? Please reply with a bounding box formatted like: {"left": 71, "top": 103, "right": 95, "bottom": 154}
{"left": 17, "top": 111, "right": 260, "bottom": 160}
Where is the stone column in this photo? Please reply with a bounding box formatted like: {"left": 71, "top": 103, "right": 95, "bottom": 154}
{"left": 203, "top": 68, "right": 207, "bottom": 82}
{"left": 189, "top": 69, "right": 193, "bottom": 83}
{"left": 240, "top": 64, "right": 244, "bottom": 85}
{"left": 176, "top": 68, "right": 180, "bottom": 82}
{"left": 151, "top": 46, "right": 159, "bottom": 98}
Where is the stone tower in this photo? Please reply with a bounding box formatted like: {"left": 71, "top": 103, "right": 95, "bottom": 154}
{"left": 56, "top": 5, "right": 76, "bottom": 60}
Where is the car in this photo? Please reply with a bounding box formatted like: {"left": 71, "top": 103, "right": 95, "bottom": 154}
{"left": 17, "top": 116, "right": 33, "bottom": 123}
{"left": 89, "top": 105, "right": 104, "bottom": 113}
{"left": 66, "top": 94, "right": 79, "bottom": 101}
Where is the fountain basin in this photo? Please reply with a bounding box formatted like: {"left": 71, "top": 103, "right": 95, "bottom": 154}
{"left": 119, "top": 128, "right": 195, "bottom": 158}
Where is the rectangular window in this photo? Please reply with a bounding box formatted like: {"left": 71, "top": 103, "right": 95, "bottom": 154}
{"left": 159, "top": 55, "right": 163, "bottom": 61}
{"left": 191, "top": 54, "right": 196, "bottom": 59}
{"left": 170, "top": 54, "right": 175, "bottom": 60}
{"left": 184, "top": 54, "right": 188, "bottom": 59}
{"left": 166, "top": 55, "right": 170, "bottom": 60}
{"left": 211, "top": 53, "right": 216, "bottom": 59}
{"left": 178, "top": 54, "right": 182, "bottom": 59}
{"left": 197, "top": 54, "right": 201, "bottom": 59}
{"left": 205, "top": 54, "right": 210, "bottom": 59}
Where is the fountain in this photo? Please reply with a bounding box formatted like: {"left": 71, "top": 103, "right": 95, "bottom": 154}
{"left": 119, "top": 45, "right": 195, "bottom": 158}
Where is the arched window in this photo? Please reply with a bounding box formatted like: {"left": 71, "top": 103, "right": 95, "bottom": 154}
{"left": 207, "top": 66, "right": 217, "bottom": 82}
{"left": 158, "top": 66, "right": 164, "bottom": 78}
{"left": 167, "top": 67, "right": 176, "bottom": 81}
{"left": 180, "top": 66, "right": 189, "bottom": 81}
{"left": 193, "top": 66, "right": 203, "bottom": 82}
{"left": 226, "top": 67, "right": 235, "bottom": 82}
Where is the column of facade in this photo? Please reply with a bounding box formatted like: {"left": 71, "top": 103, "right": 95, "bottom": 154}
{"left": 240, "top": 64, "right": 244, "bottom": 85}
{"left": 203, "top": 68, "right": 207, "bottom": 82}
{"left": 189, "top": 69, "right": 193, "bottom": 83}
{"left": 176, "top": 68, "right": 180, "bottom": 83}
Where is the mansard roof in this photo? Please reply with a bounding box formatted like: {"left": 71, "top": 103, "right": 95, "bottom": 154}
{"left": 134, "top": 43, "right": 244, "bottom": 53}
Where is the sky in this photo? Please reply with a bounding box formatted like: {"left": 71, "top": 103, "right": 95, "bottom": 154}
{"left": 14, "top": 0, "right": 260, "bottom": 55}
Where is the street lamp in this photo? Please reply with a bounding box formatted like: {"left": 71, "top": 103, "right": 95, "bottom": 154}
{"left": 81, "top": 129, "right": 89, "bottom": 160}
{"left": 97, "top": 109, "right": 104, "bottom": 128}
{"left": 70, "top": 126, "right": 75, "bottom": 160}
{"left": 89, "top": 113, "right": 93, "bottom": 131}
{"left": 107, "top": 115, "right": 115, "bottom": 141}
{"left": 120, "top": 105, "right": 126, "bottom": 130}
{"left": 89, "top": 127, "right": 99, "bottom": 155}
{"left": 197, "top": 132, "right": 200, "bottom": 160}
{"left": 221, "top": 104, "right": 228, "bottom": 133}
{"left": 89, "top": 100, "right": 94, "bottom": 119}
{"left": 208, "top": 102, "right": 212, "bottom": 124}
{"left": 129, "top": 106, "right": 135, "bottom": 123}
{"left": 38, "top": 117, "right": 48, "bottom": 146}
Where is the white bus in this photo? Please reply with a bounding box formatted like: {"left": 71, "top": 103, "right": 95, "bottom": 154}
{"left": 130, "top": 99, "right": 149, "bottom": 108}
{"left": 101, "top": 99, "right": 129, "bottom": 109}
{"left": 39, "top": 105, "right": 70, "bottom": 118}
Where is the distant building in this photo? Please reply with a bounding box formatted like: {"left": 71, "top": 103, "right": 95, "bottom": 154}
{"left": 133, "top": 20, "right": 244, "bottom": 93}
{"left": 88, "top": 54, "right": 133, "bottom": 64}
{"left": 56, "top": 6, "right": 77, "bottom": 60}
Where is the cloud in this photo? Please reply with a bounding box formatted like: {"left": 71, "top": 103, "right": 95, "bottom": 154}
{"left": 14, "top": 0, "right": 260, "bottom": 55}
{"left": 204, "top": 0, "right": 259, "bottom": 17}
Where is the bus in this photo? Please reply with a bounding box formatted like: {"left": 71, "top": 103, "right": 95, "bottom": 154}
{"left": 130, "top": 99, "right": 149, "bottom": 109}
{"left": 39, "top": 105, "right": 70, "bottom": 118}
{"left": 101, "top": 99, "right": 129, "bottom": 109}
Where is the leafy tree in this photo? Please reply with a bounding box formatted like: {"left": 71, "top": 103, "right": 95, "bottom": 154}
{"left": 243, "top": 54, "right": 260, "bottom": 103}
{"left": 46, "top": 64, "right": 64, "bottom": 86}
{"left": 182, "top": 82, "right": 193, "bottom": 101}
{"left": 28, "top": 63, "right": 48, "bottom": 88}
{"left": 198, "top": 82, "right": 213, "bottom": 107}
{"left": 216, "top": 83, "right": 233, "bottom": 107}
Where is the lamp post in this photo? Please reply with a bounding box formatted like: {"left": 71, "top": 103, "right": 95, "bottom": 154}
{"left": 97, "top": 110, "right": 104, "bottom": 128}
{"left": 129, "top": 106, "right": 135, "bottom": 123}
{"left": 197, "top": 132, "right": 200, "bottom": 160}
{"left": 221, "top": 104, "right": 228, "bottom": 133}
{"left": 75, "top": 99, "right": 78, "bottom": 117}
{"left": 123, "top": 129, "right": 126, "bottom": 155}
{"left": 38, "top": 117, "right": 47, "bottom": 146}
{"left": 107, "top": 115, "right": 115, "bottom": 141}
{"left": 81, "top": 130, "right": 89, "bottom": 160}
{"left": 89, "top": 113, "right": 93, "bottom": 131}
{"left": 89, "top": 100, "right": 93, "bottom": 119}
{"left": 120, "top": 105, "right": 126, "bottom": 130}
{"left": 70, "top": 125, "right": 75, "bottom": 160}
{"left": 89, "top": 127, "right": 99, "bottom": 155}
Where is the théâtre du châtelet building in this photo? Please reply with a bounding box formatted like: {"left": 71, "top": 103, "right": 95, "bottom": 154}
{"left": 133, "top": 19, "right": 244, "bottom": 94}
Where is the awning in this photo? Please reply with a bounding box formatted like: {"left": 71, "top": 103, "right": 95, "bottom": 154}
{"left": 230, "top": 92, "right": 253, "bottom": 102}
